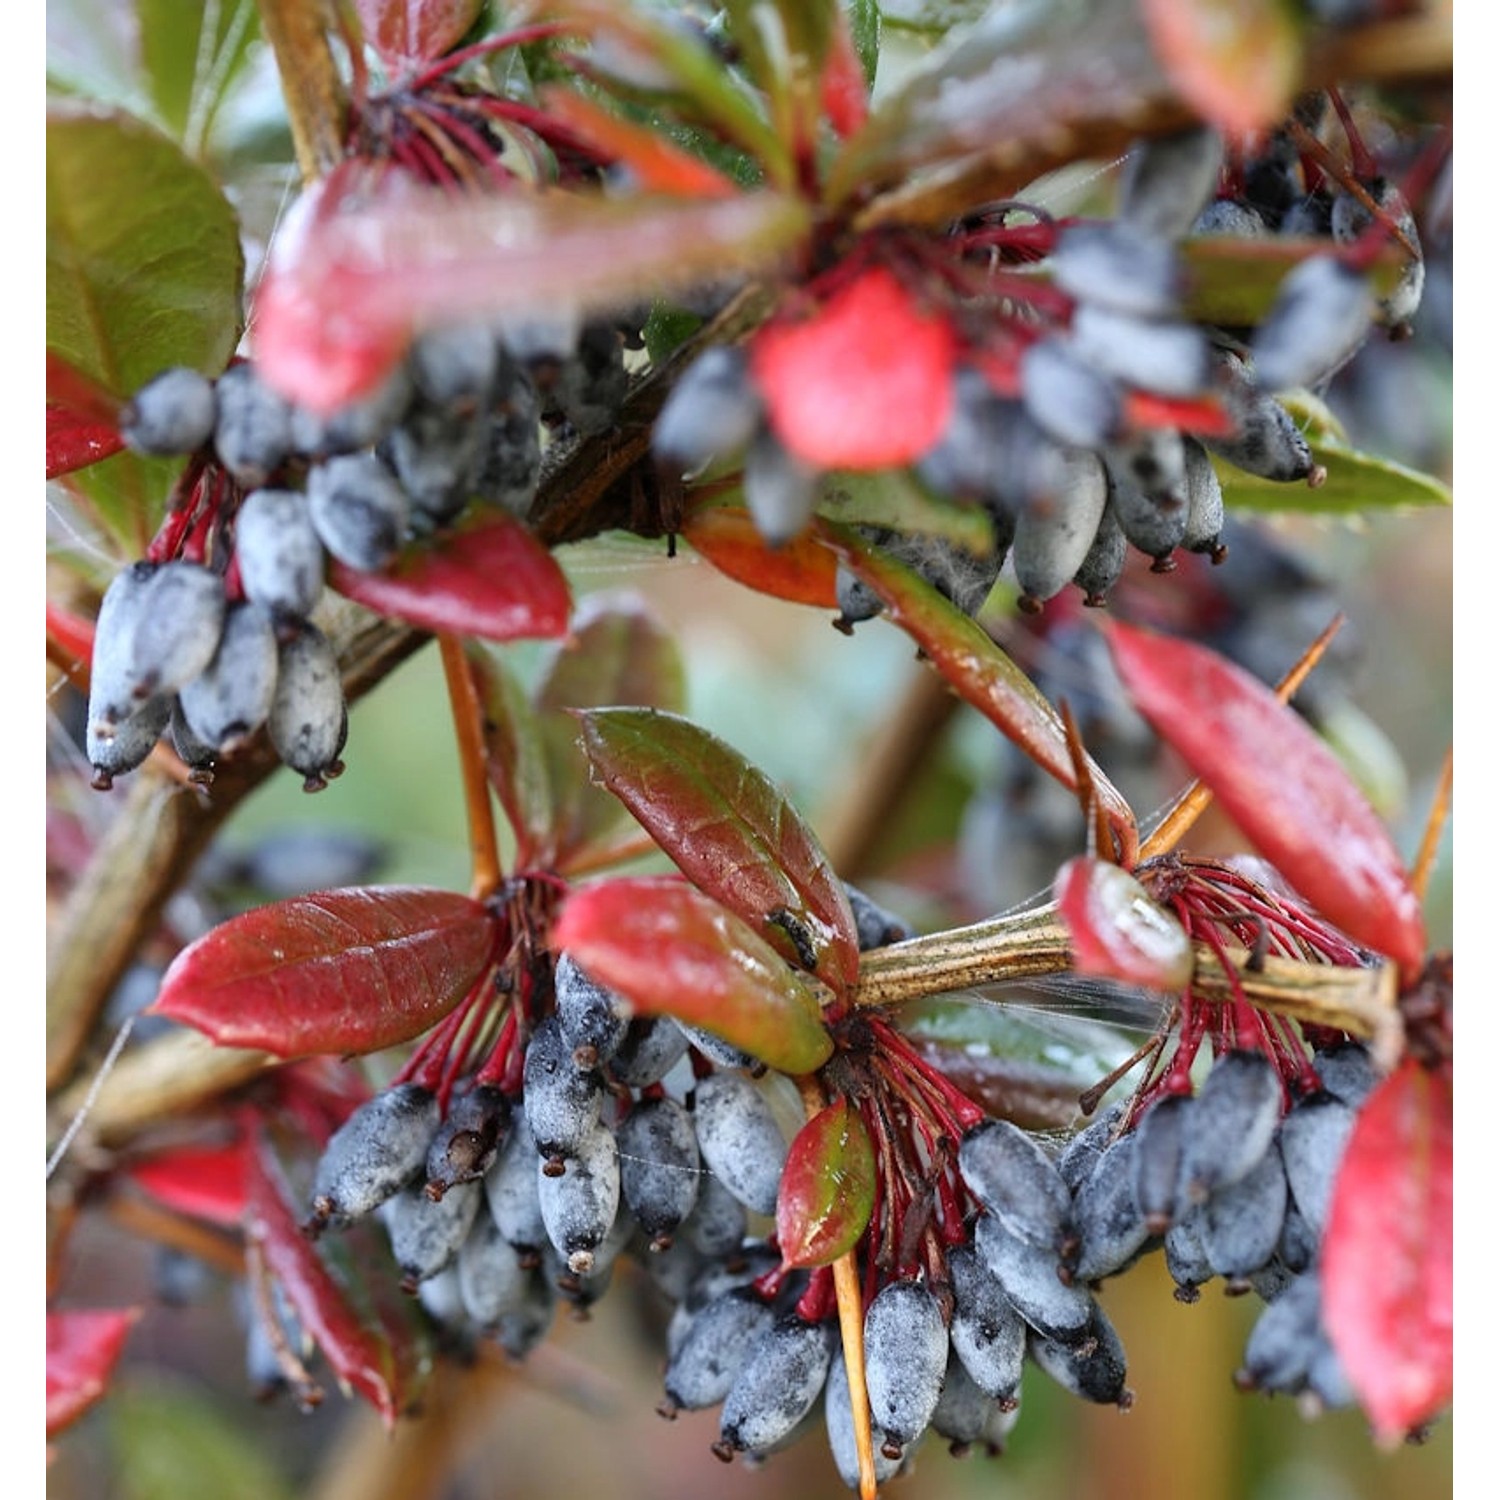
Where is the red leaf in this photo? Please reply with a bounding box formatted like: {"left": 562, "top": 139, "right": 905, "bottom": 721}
{"left": 355, "top": 0, "right": 483, "bottom": 70}
{"left": 576, "top": 708, "right": 861, "bottom": 996}
{"left": 751, "top": 267, "right": 955, "bottom": 470}
{"left": 1140, "top": 0, "right": 1300, "bottom": 138}
{"left": 1322, "top": 1059, "right": 1452, "bottom": 1443}
{"left": 330, "top": 513, "right": 571, "bottom": 642}
{"left": 150, "top": 886, "right": 498, "bottom": 1059}
{"left": 46, "top": 601, "right": 97, "bottom": 676}
{"left": 819, "top": 519, "right": 1139, "bottom": 866}
{"left": 46, "top": 1307, "right": 141, "bottom": 1438}
{"left": 244, "top": 1134, "right": 404, "bottom": 1428}
{"left": 1102, "top": 618, "right": 1426, "bottom": 977}
{"left": 777, "top": 1098, "right": 876, "bottom": 1268}
{"left": 536, "top": 88, "right": 742, "bottom": 197}
{"left": 47, "top": 404, "right": 125, "bottom": 479}
{"left": 125, "top": 1140, "right": 250, "bottom": 1228}
{"left": 681, "top": 501, "right": 839, "bottom": 607}
{"left": 551, "top": 876, "right": 834, "bottom": 1076}
{"left": 819, "top": 8, "right": 870, "bottom": 140}
{"left": 1054, "top": 855, "right": 1193, "bottom": 991}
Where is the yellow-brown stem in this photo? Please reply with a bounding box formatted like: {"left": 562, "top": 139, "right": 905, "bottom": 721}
{"left": 1138, "top": 614, "right": 1345, "bottom": 863}
{"left": 1409, "top": 745, "right": 1453, "bottom": 904}
{"left": 106, "top": 1193, "right": 246, "bottom": 1277}
{"left": 255, "top": 0, "right": 348, "bottom": 183}
{"left": 439, "top": 635, "right": 504, "bottom": 902}
{"left": 797, "top": 1075, "right": 878, "bottom": 1500}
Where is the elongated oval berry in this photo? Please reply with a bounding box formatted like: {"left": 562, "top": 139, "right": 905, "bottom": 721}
{"left": 1199, "top": 1147, "right": 1288, "bottom": 1284}
{"left": 1192, "top": 198, "right": 1269, "bottom": 239}
{"left": 523, "top": 1013, "right": 603, "bottom": 1163}
{"left": 844, "top": 882, "right": 911, "bottom": 951}
{"left": 958, "top": 1119, "right": 1073, "bottom": 1251}
{"left": 617, "top": 1096, "right": 701, "bottom": 1248}
{"left": 456, "top": 1210, "right": 528, "bottom": 1327}
{"left": 662, "top": 1287, "right": 775, "bottom": 1413}
{"left": 677, "top": 1020, "right": 759, "bottom": 1073}
{"left": 742, "top": 429, "right": 820, "bottom": 546}
{"left": 307, "top": 452, "right": 410, "bottom": 571}
{"left": 1070, "top": 306, "right": 1210, "bottom": 397}
{"left": 169, "top": 698, "right": 218, "bottom": 782}
{"left": 383, "top": 402, "right": 485, "bottom": 523}
{"left": 1019, "top": 337, "right": 1123, "bottom": 451}
{"left": 1057, "top": 1102, "right": 1126, "bottom": 1195}
{"left": 1027, "top": 1301, "right": 1130, "bottom": 1406}
{"left": 120, "top": 367, "right": 217, "bottom": 456}
{"left": 1276, "top": 1091, "right": 1356, "bottom": 1237}
{"left": 1118, "top": 126, "right": 1225, "bottom": 239}
{"left": 127, "top": 561, "right": 227, "bottom": 701}
{"left": 268, "top": 622, "right": 347, "bottom": 791}
{"left": 825, "top": 1350, "right": 904, "bottom": 1488}
{"left": 483, "top": 1109, "right": 547, "bottom": 1255}
{"left": 1012, "top": 456, "right": 1109, "bottom": 609}
{"left": 178, "top": 601, "right": 279, "bottom": 752}
{"left": 1180, "top": 1050, "right": 1284, "bottom": 1205}
{"left": 945, "top": 1242, "right": 1027, "bottom": 1403}
{"left": 1204, "top": 355, "right": 1315, "bottom": 482}
{"left": 1237, "top": 1269, "right": 1323, "bottom": 1394}
{"left": 1250, "top": 255, "right": 1373, "bottom": 392}
{"left": 235, "top": 488, "right": 326, "bottom": 622}
{"left": 214, "top": 361, "right": 294, "bottom": 487}
{"left": 383, "top": 1176, "right": 482, "bottom": 1290}
{"left": 1131, "top": 1093, "right": 1193, "bottom": 1232}
{"left": 653, "top": 346, "right": 763, "bottom": 477}
{"left": 928, "top": 1348, "right": 994, "bottom": 1453}
{"left": 692, "top": 1071, "right": 788, "bottom": 1218}
{"left": 1313, "top": 1042, "right": 1380, "bottom": 1110}
{"left": 309, "top": 1084, "right": 440, "bottom": 1229}
{"left": 608, "top": 1015, "right": 691, "bottom": 1089}
{"left": 1051, "top": 222, "right": 1183, "bottom": 317}
{"left": 88, "top": 693, "right": 171, "bottom": 789}
{"left": 496, "top": 1261, "right": 558, "bottom": 1360}
{"left": 913, "top": 370, "right": 1020, "bottom": 508}
{"left": 864, "top": 1279, "right": 949, "bottom": 1454}
{"left": 409, "top": 324, "right": 499, "bottom": 410}
{"left": 537, "top": 1119, "right": 620, "bottom": 1274}
{"left": 86, "top": 562, "right": 159, "bottom": 735}
{"left": 290, "top": 365, "right": 413, "bottom": 458}
{"left": 1180, "top": 437, "right": 1225, "bottom": 557}
{"left": 425, "top": 1083, "right": 510, "bottom": 1196}
{"left": 1070, "top": 1132, "right": 1153, "bottom": 1283}
{"left": 716, "top": 1316, "right": 835, "bottom": 1457}
{"left": 973, "top": 1213, "right": 1095, "bottom": 1345}
{"left": 474, "top": 370, "right": 542, "bottom": 516}
{"left": 1331, "top": 181, "right": 1424, "bottom": 328}
{"left": 1108, "top": 468, "right": 1187, "bottom": 567}
{"left": 553, "top": 952, "right": 631, "bottom": 1069}
{"left": 681, "top": 1167, "right": 749, "bottom": 1257}
{"left": 1072, "top": 497, "right": 1127, "bottom": 607}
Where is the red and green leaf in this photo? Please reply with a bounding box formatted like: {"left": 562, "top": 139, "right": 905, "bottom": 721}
{"left": 777, "top": 1097, "right": 876, "bottom": 1268}
{"left": 47, "top": 1307, "right": 142, "bottom": 1439}
{"left": 471, "top": 647, "right": 557, "bottom": 868}
{"left": 551, "top": 876, "right": 834, "bottom": 1075}
{"left": 1054, "top": 855, "right": 1194, "bottom": 992}
{"left": 124, "top": 1140, "right": 250, "bottom": 1228}
{"left": 681, "top": 501, "right": 840, "bottom": 607}
{"left": 1102, "top": 619, "right": 1426, "bottom": 978}
{"left": 1140, "top": 0, "right": 1300, "bottom": 139}
{"left": 330, "top": 512, "right": 572, "bottom": 643}
{"left": 244, "top": 1135, "right": 406, "bottom": 1428}
{"left": 1322, "top": 1059, "right": 1452, "bottom": 1444}
{"left": 47, "top": 351, "right": 125, "bottom": 478}
{"left": 576, "top": 707, "right": 860, "bottom": 995}
{"left": 750, "top": 267, "right": 956, "bottom": 470}
{"left": 355, "top": 0, "right": 483, "bottom": 71}
{"left": 150, "top": 886, "right": 498, "bottom": 1059}
{"left": 820, "top": 519, "right": 1139, "bottom": 866}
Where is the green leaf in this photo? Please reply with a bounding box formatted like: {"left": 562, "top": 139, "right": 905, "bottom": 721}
{"left": 137, "top": 0, "right": 261, "bottom": 147}
{"left": 777, "top": 1097, "right": 876, "bottom": 1267}
{"left": 552, "top": 876, "right": 835, "bottom": 1075}
{"left": 47, "top": 106, "right": 243, "bottom": 544}
{"left": 107, "top": 1378, "right": 297, "bottom": 1500}
{"left": 847, "top": 0, "right": 883, "bottom": 84}
{"left": 818, "top": 467, "right": 995, "bottom": 555}
{"left": 576, "top": 707, "right": 861, "bottom": 995}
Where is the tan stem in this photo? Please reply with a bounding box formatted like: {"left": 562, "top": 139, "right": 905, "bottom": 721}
{"left": 255, "top": 0, "right": 348, "bottom": 183}
{"left": 439, "top": 635, "right": 503, "bottom": 901}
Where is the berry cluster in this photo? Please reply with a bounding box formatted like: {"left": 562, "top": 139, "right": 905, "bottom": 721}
{"left": 252, "top": 872, "right": 1390, "bottom": 1488}
{"left": 651, "top": 102, "right": 1424, "bottom": 627}
{"left": 86, "top": 312, "right": 637, "bottom": 791}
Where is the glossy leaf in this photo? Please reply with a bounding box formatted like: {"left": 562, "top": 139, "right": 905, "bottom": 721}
{"left": 355, "top": 0, "right": 482, "bottom": 70}
{"left": 1140, "top": 0, "right": 1299, "bottom": 138}
{"left": 536, "top": 595, "right": 688, "bottom": 867}
{"left": 253, "top": 168, "right": 809, "bottom": 411}
{"left": 1322, "top": 1059, "right": 1452, "bottom": 1444}
{"left": 819, "top": 519, "right": 1138, "bottom": 866}
{"left": 1054, "top": 855, "right": 1193, "bottom": 992}
{"left": 48, "top": 403, "right": 125, "bottom": 479}
{"left": 751, "top": 267, "right": 956, "bottom": 470}
{"left": 330, "top": 513, "right": 572, "bottom": 643}
{"left": 777, "top": 1098, "right": 876, "bottom": 1268}
{"left": 125, "top": 1140, "right": 250, "bottom": 1228}
{"left": 47, "top": 1307, "right": 141, "bottom": 1438}
{"left": 576, "top": 708, "right": 861, "bottom": 995}
{"left": 1103, "top": 619, "right": 1426, "bottom": 977}
{"left": 818, "top": 468, "right": 995, "bottom": 556}
{"left": 244, "top": 1134, "right": 404, "bottom": 1428}
{"left": 150, "top": 887, "right": 498, "bottom": 1059}
{"left": 550, "top": 876, "right": 835, "bottom": 1075}
{"left": 681, "top": 501, "right": 840, "bottom": 607}
{"left": 536, "top": 87, "right": 742, "bottom": 197}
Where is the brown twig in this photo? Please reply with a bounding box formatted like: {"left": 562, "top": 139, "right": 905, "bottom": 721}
{"left": 255, "top": 0, "right": 348, "bottom": 182}
{"left": 440, "top": 635, "right": 504, "bottom": 901}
